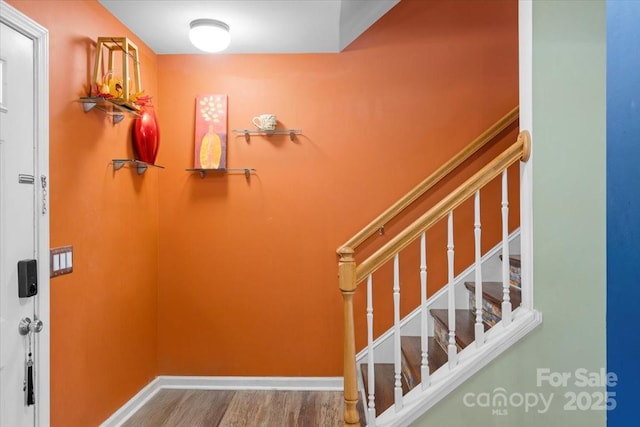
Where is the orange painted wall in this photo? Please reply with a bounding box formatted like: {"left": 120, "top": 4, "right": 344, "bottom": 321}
{"left": 156, "top": 0, "right": 519, "bottom": 377}
{"left": 6, "top": 1, "right": 159, "bottom": 426}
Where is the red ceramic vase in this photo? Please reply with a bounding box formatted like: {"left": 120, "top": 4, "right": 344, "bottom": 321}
{"left": 132, "top": 106, "right": 160, "bottom": 164}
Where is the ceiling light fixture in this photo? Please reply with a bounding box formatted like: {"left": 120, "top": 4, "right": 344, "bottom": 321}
{"left": 189, "top": 19, "right": 230, "bottom": 53}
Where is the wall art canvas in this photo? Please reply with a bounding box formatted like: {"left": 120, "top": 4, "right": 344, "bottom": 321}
{"left": 194, "top": 94, "right": 227, "bottom": 169}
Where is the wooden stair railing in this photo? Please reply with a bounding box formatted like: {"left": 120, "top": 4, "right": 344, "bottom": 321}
{"left": 355, "top": 132, "right": 530, "bottom": 283}
{"left": 338, "top": 106, "right": 519, "bottom": 255}
{"left": 337, "top": 110, "right": 528, "bottom": 426}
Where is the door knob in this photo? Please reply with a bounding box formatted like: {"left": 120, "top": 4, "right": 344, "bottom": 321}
{"left": 18, "top": 317, "right": 43, "bottom": 335}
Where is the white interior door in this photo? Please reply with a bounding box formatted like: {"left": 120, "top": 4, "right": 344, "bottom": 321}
{"left": 0, "top": 3, "right": 49, "bottom": 426}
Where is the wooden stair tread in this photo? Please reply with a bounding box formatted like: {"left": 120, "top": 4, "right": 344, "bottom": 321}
{"left": 430, "top": 309, "right": 488, "bottom": 349}
{"left": 360, "top": 363, "right": 409, "bottom": 416}
{"left": 500, "top": 254, "right": 521, "bottom": 265}
{"left": 464, "top": 281, "right": 521, "bottom": 308}
{"left": 401, "top": 336, "right": 448, "bottom": 385}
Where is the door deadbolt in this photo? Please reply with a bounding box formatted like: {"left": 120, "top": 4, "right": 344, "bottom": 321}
{"left": 18, "top": 317, "right": 43, "bottom": 336}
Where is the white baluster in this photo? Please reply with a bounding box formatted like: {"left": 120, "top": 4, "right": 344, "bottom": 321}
{"left": 447, "top": 211, "right": 457, "bottom": 368}
{"left": 366, "top": 275, "right": 376, "bottom": 425}
{"left": 501, "top": 169, "right": 512, "bottom": 326}
{"left": 474, "top": 191, "right": 484, "bottom": 347}
{"left": 393, "top": 253, "right": 403, "bottom": 411}
{"left": 420, "top": 232, "right": 429, "bottom": 389}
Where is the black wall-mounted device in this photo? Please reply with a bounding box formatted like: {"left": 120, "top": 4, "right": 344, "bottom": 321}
{"left": 18, "top": 259, "right": 38, "bottom": 298}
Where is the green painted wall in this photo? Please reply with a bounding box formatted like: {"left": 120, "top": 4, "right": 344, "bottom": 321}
{"left": 412, "top": 1, "right": 607, "bottom": 426}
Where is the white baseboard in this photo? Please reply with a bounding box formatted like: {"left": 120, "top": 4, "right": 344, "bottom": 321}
{"left": 155, "top": 375, "right": 343, "bottom": 391}
{"left": 99, "top": 376, "right": 344, "bottom": 427}
{"left": 99, "top": 377, "right": 161, "bottom": 427}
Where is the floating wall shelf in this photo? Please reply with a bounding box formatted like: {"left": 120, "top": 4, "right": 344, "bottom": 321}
{"left": 113, "top": 159, "right": 164, "bottom": 175}
{"left": 232, "top": 129, "right": 302, "bottom": 142}
{"left": 80, "top": 97, "right": 140, "bottom": 124}
{"left": 186, "top": 168, "right": 256, "bottom": 179}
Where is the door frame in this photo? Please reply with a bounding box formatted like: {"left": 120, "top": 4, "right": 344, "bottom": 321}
{"left": 0, "top": 2, "right": 49, "bottom": 425}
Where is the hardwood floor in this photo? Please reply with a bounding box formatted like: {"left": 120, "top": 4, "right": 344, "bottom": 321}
{"left": 122, "top": 389, "right": 365, "bottom": 426}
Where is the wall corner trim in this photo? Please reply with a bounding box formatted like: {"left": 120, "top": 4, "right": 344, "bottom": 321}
{"left": 99, "top": 376, "right": 344, "bottom": 426}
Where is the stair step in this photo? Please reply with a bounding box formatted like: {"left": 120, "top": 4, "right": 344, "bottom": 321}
{"left": 500, "top": 254, "right": 522, "bottom": 287}
{"left": 430, "top": 309, "right": 488, "bottom": 351}
{"left": 360, "top": 363, "right": 410, "bottom": 416}
{"left": 464, "top": 281, "right": 522, "bottom": 309}
{"left": 464, "top": 281, "right": 521, "bottom": 327}
{"left": 499, "top": 254, "right": 521, "bottom": 264}
{"left": 401, "top": 336, "right": 448, "bottom": 387}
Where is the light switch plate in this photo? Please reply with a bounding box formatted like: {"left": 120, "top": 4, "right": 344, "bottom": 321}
{"left": 50, "top": 246, "right": 73, "bottom": 277}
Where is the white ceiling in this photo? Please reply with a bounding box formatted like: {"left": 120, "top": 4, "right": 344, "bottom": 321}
{"left": 98, "top": 0, "right": 400, "bottom": 54}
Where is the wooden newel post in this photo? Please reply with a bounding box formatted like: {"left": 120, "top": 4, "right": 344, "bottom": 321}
{"left": 338, "top": 247, "right": 360, "bottom": 427}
